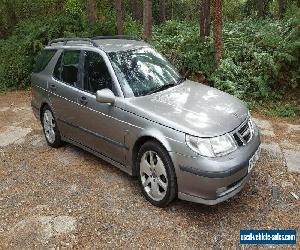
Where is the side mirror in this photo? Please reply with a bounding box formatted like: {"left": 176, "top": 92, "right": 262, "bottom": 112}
{"left": 96, "top": 88, "right": 115, "bottom": 104}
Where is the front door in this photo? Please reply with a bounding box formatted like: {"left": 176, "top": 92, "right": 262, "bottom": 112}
{"left": 74, "top": 50, "right": 128, "bottom": 165}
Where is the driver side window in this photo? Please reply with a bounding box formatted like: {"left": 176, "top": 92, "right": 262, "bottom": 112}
{"left": 83, "top": 51, "right": 113, "bottom": 93}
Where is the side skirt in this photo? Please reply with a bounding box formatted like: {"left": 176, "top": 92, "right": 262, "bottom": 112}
{"left": 62, "top": 136, "right": 133, "bottom": 176}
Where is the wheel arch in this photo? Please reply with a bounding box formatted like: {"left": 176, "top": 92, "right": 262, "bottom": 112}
{"left": 39, "top": 101, "right": 55, "bottom": 123}
{"left": 131, "top": 130, "right": 173, "bottom": 176}
{"left": 39, "top": 102, "right": 50, "bottom": 122}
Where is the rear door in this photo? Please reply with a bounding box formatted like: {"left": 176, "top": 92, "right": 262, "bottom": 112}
{"left": 48, "top": 49, "right": 84, "bottom": 141}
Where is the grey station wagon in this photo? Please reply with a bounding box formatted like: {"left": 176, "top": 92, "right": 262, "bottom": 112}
{"left": 31, "top": 36, "right": 261, "bottom": 207}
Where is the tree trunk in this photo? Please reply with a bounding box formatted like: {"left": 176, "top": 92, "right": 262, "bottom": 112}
{"left": 159, "top": 0, "right": 166, "bottom": 23}
{"left": 129, "top": 0, "right": 134, "bottom": 15}
{"left": 278, "top": 0, "right": 286, "bottom": 19}
{"left": 257, "top": 0, "right": 264, "bottom": 17}
{"left": 1, "top": 0, "right": 17, "bottom": 37}
{"left": 115, "top": 0, "right": 124, "bottom": 35}
{"left": 136, "top": 0, "right": 143, "bottom": 21}
{"left": 5, "top": 0, "right": 17, "bottom": 27}
{"left": 171, "top": 0, "right": 174, "bottom": 19}
{"left": 200, "top": 0, "right": 211, "bottom": 38}
{"left": 256, "top": 0, "right": 270, "bottom": 18}
{"left": 129, "top": 0, "right": 135, "bottom": 19}
{"left": 212, "top": 0, "right": 223, "bottom": 65}
{"left": 143, "top": 0, "right": 152, "bottom": 40}
{"left": 86, "top": 0, "right": 97, "bottom": 24}
{"left": 129, "top": 0, "right": 143, "bottom": 21}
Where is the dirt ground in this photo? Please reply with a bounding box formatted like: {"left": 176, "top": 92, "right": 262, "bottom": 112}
{"left": 0, "top": 91, "right": 299, "bottom": 249}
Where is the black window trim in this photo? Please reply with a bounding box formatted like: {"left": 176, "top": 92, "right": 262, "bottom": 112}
{"left": 52, "top": 49, "right": 84, "bottom": 90}
{"left": 51, "top": 48, "right": 122, "bottom": 97}
{"left": 81, "top": 49, "right": 119, "bottom": 96}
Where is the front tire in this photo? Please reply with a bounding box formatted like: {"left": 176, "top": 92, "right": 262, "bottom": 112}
{"left": 137, "top": 140, "right": 177, "bottom": 207}
{"left": 42, "top": 106, "right": 63, "bottom": 148}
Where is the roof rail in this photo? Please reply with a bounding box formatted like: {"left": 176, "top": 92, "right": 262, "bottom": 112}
{"left": 48, "top": 38, "right": 98, "bottom": 47}
{"left": 91, "top": 35, "right": 142, "bottom": 41}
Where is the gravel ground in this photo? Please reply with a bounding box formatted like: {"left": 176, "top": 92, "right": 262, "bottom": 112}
{"left": 0, "top": 91, "right": 299, "bottom": 249}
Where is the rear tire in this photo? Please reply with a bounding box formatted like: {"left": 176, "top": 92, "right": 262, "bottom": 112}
{"left": 41, "top": 106, "right": 63, "bottom": 148}
{"left": 137, "top": 140, "right": 177, "bottom": 207}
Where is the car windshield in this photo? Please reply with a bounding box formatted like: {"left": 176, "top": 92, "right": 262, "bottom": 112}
{"left": 109, "top": 48, "right": 183, "bottom": 97}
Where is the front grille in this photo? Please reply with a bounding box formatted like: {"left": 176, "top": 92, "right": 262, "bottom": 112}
{"left": 239, "top": 123, "right": 249, "bottom": 135}
{"left": 233, "top": 119, "right": 253, "bottom": 146}
{"left": 233, "top": 133, "right": 243, "bottom": 146}
{"left": 244, "top": 132, "right": 251, "bottom": 142}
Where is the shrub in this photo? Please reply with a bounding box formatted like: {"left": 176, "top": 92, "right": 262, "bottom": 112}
{"left": 151, "top": 20, "right": 216, "bottom": 77}
{"left": 149, "top": 15, "right": 299, "bottom": 103}
{"left": 0, "top": 11, "right": 299, "bottom": 118}
{"left": 0, "top": 14, "right": 87, "bottom": 91}
{"left": 0, "top": 11, "right": 117, "bottom": 91}
{"left": 216, "top": 16, "right": 300, "bottom": 100}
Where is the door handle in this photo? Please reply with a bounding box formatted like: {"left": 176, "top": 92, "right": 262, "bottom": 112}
{"left": 79, "top": 96, "right": 88, "bottom": 105}
{"left": 49, "top": 84, "right": 57, "bottom": 90}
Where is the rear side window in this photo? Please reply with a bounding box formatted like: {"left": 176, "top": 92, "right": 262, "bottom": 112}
{"left": 33, "top": 49, "right": 57, "bottom": 73}
{"left": 53, "top": 50, "right": 81, "bottom": 86}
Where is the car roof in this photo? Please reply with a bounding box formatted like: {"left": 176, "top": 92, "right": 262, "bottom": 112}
{"left": 47, "top": 37, "right": 149, "bottom": 53}
{"left": 94, "top": 39, "right": 148, "bottom": 52}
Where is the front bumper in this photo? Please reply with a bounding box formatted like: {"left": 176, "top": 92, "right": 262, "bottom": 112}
{"left": 170, "top": 127, "right": 261, "bottom": 205}
{"left": 178, "top": 173, "right": 250, "bottom": 205}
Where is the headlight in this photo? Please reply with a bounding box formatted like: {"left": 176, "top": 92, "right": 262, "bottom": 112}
{"left": 186, "top": 133, "right": 237, "bottom": 157}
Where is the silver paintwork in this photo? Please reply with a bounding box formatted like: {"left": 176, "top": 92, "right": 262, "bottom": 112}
{"left": 31, "top": 38, "right": 261, "bottom": 205}
{"left": 96, "top": 89, "right": 116, "bottom": 104}
{"left": 94, "top": 39, "right": 148, "bottom": 52}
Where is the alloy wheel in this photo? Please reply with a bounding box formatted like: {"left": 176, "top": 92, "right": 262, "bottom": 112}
{"left": 139, "top": 150, "right": 168, "bottom": 201}
{"left": 43, "top": 110, "right": 56, "bottom": 144}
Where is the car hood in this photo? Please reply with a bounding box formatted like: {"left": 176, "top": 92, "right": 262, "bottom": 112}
{"left": 124, "top": 80, "right": 248, "bottom": 137}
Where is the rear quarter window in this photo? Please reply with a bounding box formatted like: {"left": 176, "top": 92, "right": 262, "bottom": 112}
{"left": 33, "top": 49, "right": 57, "bottom": 73}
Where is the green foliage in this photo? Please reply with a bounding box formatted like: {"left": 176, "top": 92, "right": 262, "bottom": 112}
{"left": 269, "top": 103, "right": 299, "bottom": 117}
{"left": 65, "top": 0, "right": 84, "bottom": 17}
{"left": 150, "top": 16, "right": 299, "bottom": 106}
{"left": 257, "top": 102, "right": 299, "bottom": 117}
{"left": 151, "top": 20, "right": 216, "bottom": 77}
{"left": 223, "top": 0, "right": 248, "bottom": 21}
{"left": 0, "top": 1, "right": 118, "bottom": 91}
{"left": 83, "top": 1, "right": 117, "bottom": 37}
{"left": 0, "top": 12, "right": 87, "bottom": 91}
{"left": 0, "top": 0, "right": 299, "bottom": 118}
{"left": 213, "top": 15, "right": 300, "bottom": 101}
{"left": 124, "top": 16, "right": 143, "bottom": 37}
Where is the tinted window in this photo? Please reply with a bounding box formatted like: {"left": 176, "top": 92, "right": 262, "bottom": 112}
{"left": 53, "top": 50, "right": 81, "bottom": 86}
{"left": 33, "top": 49, "right": 56, "bottom": 73}
{"left": 83, "top": 51, "right": 112, "bottom": 93}
{"left": 109, "top": 48, "right": 181, "bottom": 97}
{"left": 53, "top": 54, "right": 62, "bottom": 80}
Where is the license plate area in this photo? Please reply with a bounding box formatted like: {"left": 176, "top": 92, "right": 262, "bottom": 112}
{"left": 248, "top": 146, "right": 261, "bottom": 173}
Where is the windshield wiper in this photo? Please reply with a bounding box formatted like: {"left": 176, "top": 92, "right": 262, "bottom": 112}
{"left": 142, "top": 77, "right": 185, "bottom": 96}
{"left": 177, "top": 77, "right": 186, "bottom": 84}
{"left": 147, "top": 83, "right": 176, "bottom": 95}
